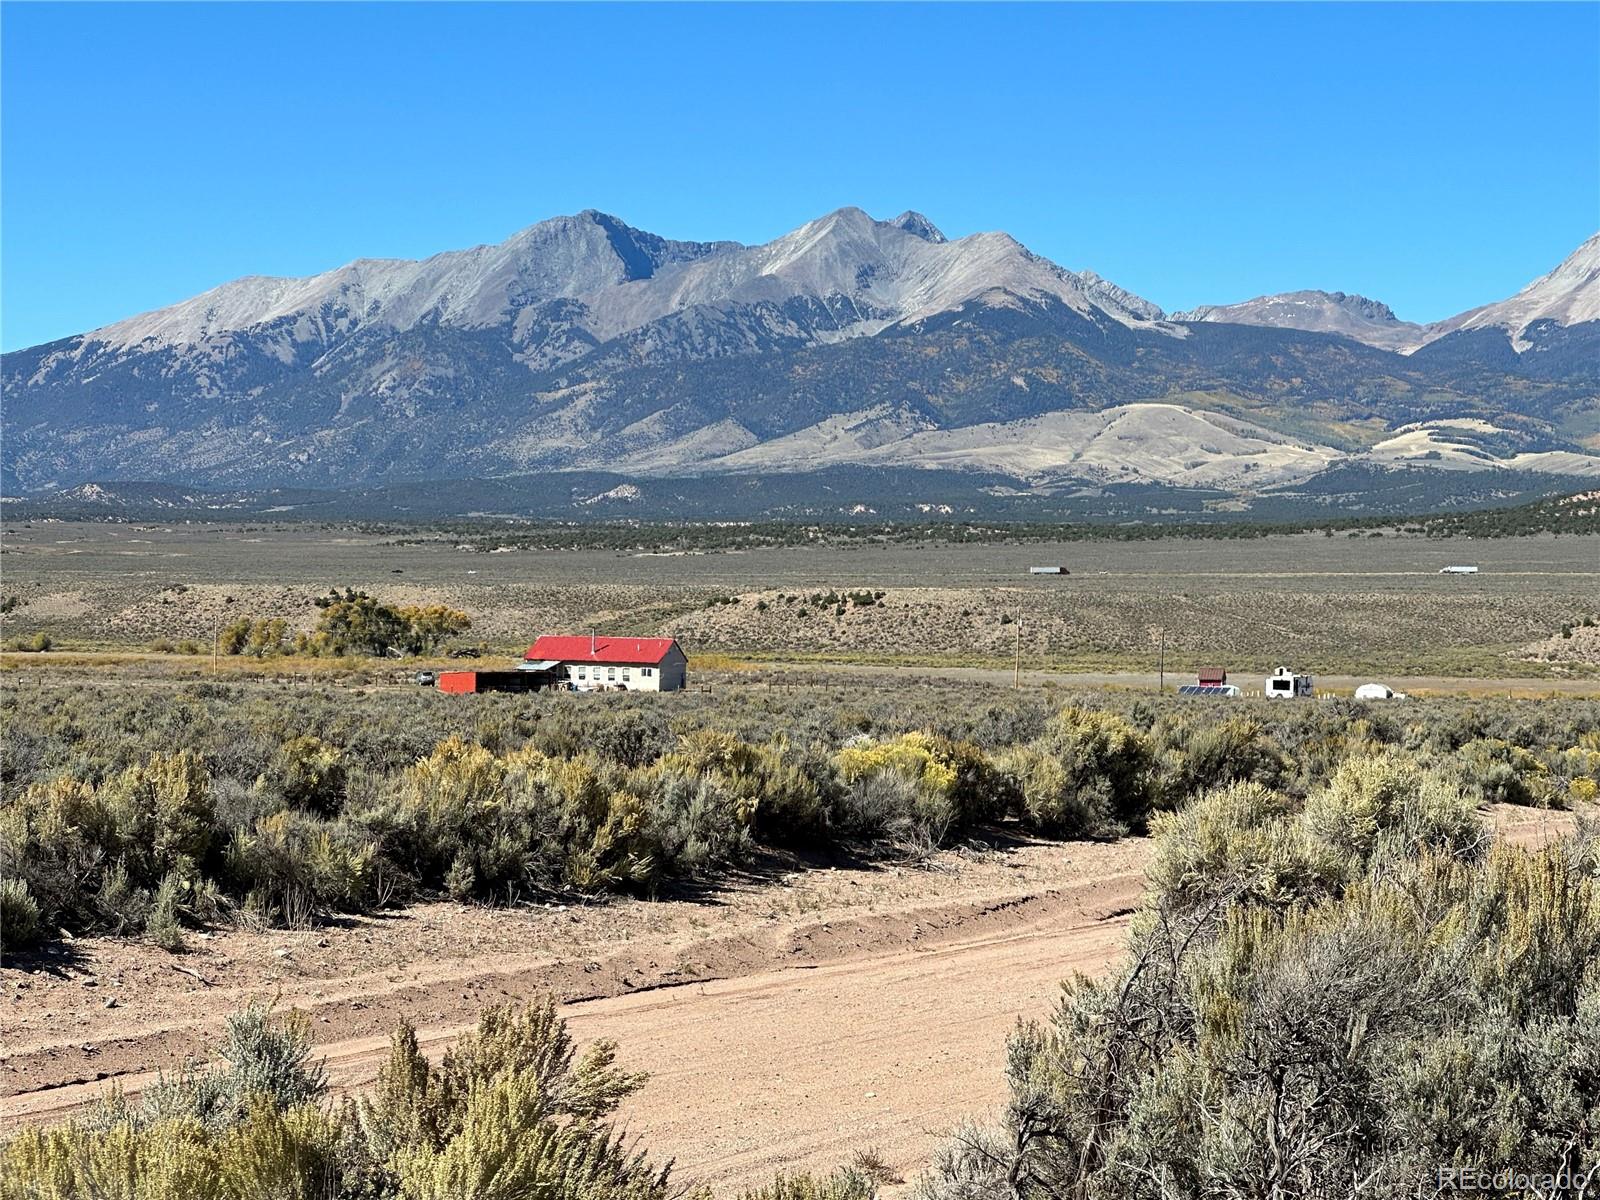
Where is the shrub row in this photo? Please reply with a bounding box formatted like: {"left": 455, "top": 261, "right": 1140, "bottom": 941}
{"left": 3, "top": 681, "right": 1596, "bottom": 952}
{"left": 1, "top": 993, "right": 874, "bottom": 1200}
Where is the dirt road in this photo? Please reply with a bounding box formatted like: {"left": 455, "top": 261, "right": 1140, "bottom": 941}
{"left": 0, "top": 805, "right": 1576, "bottom": 1191}
{"left": 762, "top": 661, "right": 1600, "bottom": 698}
{"left": 1, "top": 838, "right": 1150, "bottom": 1189}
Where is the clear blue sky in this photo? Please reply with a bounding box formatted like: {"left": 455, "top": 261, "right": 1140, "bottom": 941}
{"left": 3, "top": 2, "right": 1597, "bottom": 351}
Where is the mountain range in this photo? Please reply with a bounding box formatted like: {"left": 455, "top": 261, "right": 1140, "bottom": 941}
{"left": 1174, "top": 233, "right": 1600, "bottom": 355}
{"left": 4, "top": 208, "right": 1598, "bottom": 510}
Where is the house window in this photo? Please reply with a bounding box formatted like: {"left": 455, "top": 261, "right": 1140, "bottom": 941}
{"left": 575, "top": 667, "right": 586, "bottom": 679}
{"left": 607, "top": 667, "right": 616, "bottom": 681}
{"left": 642, "top": 667, "right": 653, "bottom": 677}
{"left": 622, "top": 667, "right": 632, "bottom": 680}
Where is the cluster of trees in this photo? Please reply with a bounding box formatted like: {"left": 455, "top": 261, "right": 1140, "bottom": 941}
{"left": 376, "top": 484, "right": 1599, "bottom": 556}
{"left": 0, "top": 994, "right": 872, "bottom": 1200}
{"left": 3, "top": 677, "right": 1596, "bottom": 955}
{"left": 213, "top": 592, "right": 472, "bottom": 659}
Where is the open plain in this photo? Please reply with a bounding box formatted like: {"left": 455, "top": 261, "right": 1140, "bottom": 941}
{"left": 2, "top": 521, "right": 1598, "bottom": 678}
{"left": 3, "top": 520, "right": 1599, "bottom": 1194}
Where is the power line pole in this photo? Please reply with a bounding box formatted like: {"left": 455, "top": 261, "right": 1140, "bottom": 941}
{"left": 1157, "top": 627, "right": 1165, "bottom": 695}
{"left": 1013, "top": 615, "right": 1023, "bottom": 690}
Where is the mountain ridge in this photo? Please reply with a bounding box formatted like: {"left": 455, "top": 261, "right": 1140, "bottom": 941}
{"left": 4, "top": 209, "right": 1597, "bottom": 499}
{"left": 1175, "top": 234, "right": 1600, "bottom": 353}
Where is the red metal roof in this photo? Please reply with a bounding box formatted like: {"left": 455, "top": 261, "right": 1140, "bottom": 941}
{"left": 1198, "top": 666, "right": 1228, "bottom": 685}
{"left": 525, "top": 635, "right": 680, "bottom": 665}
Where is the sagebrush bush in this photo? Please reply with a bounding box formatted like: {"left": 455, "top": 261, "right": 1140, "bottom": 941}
{"left": 834, "top": 732, "right": 1006, "bottom": 846}
{"left": 1, "top": 995, "right": 679, "bottom": 1200}
{"left": 1003, "top": 707, "right": 1155, "bottom": 838}
{"left": 5, "top": 677, "right": 1595, "bottom": 948}
{"left": 739, "top": 1170, "right": 876, "bottom": 1200}
{"left": 146, "top": 871, "right": 187, "bottom": 952}
{"left": 919, "top": 764, "right": 1600, "bottom": 1199}
{"left": 0, "top": 877, "right": 43, "bottom": 953}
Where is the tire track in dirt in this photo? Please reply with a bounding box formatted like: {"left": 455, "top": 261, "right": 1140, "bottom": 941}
{"left": 2, "top": 807, "right": 1573, "bottom": 1191}
{"left": 1, "top": 854, "right": 1148, "bottom": 1137}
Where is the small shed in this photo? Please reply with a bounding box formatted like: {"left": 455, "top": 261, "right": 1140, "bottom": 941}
{"left": 1197, "top": 666, "right": 1228, "bottom": 687}
{"left": 1029, "top": 566, "right": 1070, "bottom": 575}
{"left": 437, "top": 669, "right": 558, "bottom": 695}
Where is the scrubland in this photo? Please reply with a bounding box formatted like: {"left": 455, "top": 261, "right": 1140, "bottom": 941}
{"left": 4, "top": 523, "right": 1600, "bottom": 1195}
{"left": 4, "top": 673, "right": 1597, "bottom": 956}
{"left": 3, "top": 666, "right": 1598, "bottom": 1196}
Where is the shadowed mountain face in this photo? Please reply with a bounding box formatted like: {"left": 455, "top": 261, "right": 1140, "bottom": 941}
{"left": 3, "top": 210, "right": 1597, "bottom": 496}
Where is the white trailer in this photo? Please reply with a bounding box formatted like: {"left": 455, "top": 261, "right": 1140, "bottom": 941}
{"left": 1439, "top": 565, "right": 1479, "bottom": 575}
{"left": 1265, "top": 667, "right": 1314, "bottom": 699}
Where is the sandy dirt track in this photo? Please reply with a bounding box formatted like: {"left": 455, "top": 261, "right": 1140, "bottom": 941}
{"left": 0, "top": 805, "right": 1577, "bottom": 1190}
{"left": 1, "top": 838, "right": 1149, "bottom": 1189}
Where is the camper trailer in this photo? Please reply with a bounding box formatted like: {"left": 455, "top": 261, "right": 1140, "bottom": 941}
{"left": 1265, "top": 667, "right": 1314, "bottom": 699}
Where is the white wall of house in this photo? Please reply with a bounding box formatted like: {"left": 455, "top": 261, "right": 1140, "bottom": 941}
{"left": 562, "top": 647, "right": 688, "bottom": 692}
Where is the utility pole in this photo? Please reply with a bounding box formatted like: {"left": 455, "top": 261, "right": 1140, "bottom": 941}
{"left": 213, "top": 623, "right": 220, "bottom": 675}
{"left": 1157, "top": 627, "right": 1165, "bottom": 695}
{"left": 1013, "top": 615, "right": 1023, "bottom": 690}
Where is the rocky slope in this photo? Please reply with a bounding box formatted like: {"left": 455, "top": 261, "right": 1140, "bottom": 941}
{"left": 1424, "top": 233, "right": 1600, "bottom": 351}
{"left": 4, "top": 210, "right": 1597, "bottom": 496}
{"left": 1175, "top": 235, "right": 1600, "bottom": 355}
{"left": 1173, "top": 291, "right": 1426, "bottom": 353}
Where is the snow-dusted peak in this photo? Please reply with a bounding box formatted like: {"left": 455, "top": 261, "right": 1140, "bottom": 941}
{"left": 1425, "top": 232, "right": 1600, "bottom": 350}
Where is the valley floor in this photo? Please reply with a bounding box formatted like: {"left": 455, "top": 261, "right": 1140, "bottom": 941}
{"left": 0, "top": 805, "right": 1576, "bottom": 1192}
{"left": 3, "top": 523, "right": 1597, "bottom": 678}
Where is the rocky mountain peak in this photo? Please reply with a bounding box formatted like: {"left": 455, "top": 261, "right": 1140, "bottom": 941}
{"left": 1425, "top": 231, "right": 1600, "bottom": 349}
{"left": 890, "top": 211, "right": 947, "bottom": 243}
{"left": 1171, "top": 289, "right": 1424, "bottom": 352}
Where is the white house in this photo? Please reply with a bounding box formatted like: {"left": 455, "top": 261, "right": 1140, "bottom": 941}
{"left": 523, "top": 635, "right": 689, "bottom": 692}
